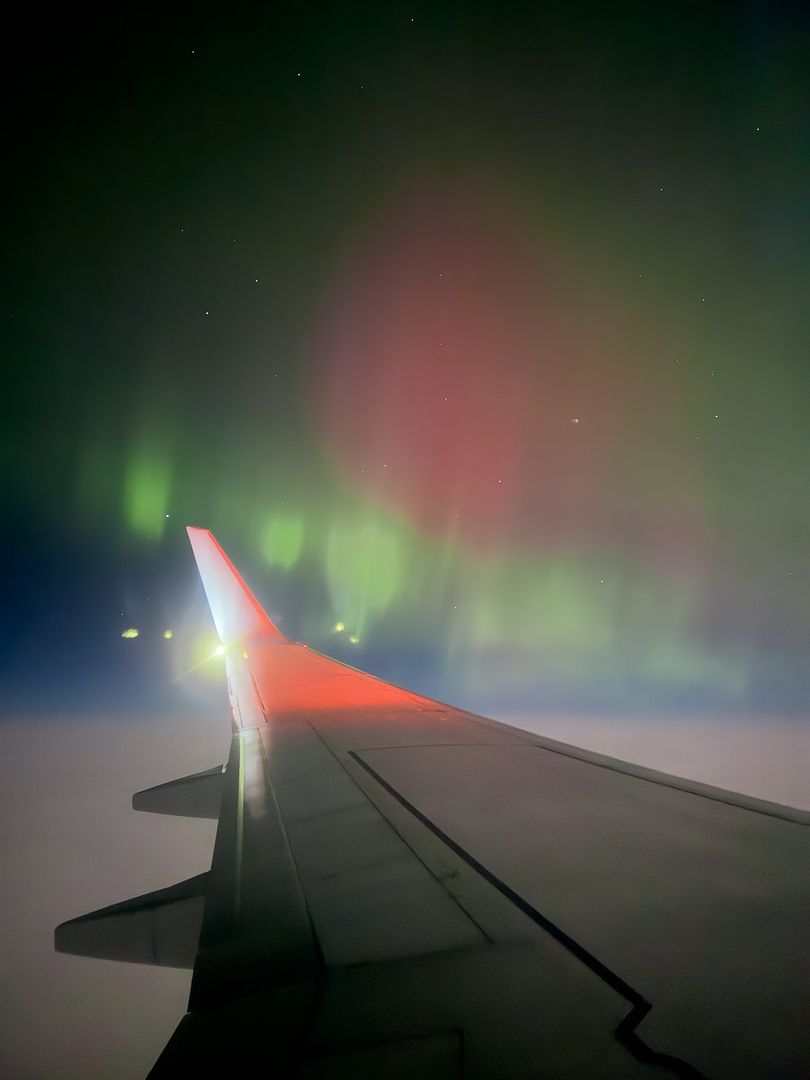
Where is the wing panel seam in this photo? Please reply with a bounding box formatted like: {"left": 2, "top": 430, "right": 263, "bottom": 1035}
{"left": 349, "top": 749, "right": 707, "bottom": 1080}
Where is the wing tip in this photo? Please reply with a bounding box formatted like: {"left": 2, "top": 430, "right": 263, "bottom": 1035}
{"left": 186, "top": 526, "right": 285, "bottom": 643}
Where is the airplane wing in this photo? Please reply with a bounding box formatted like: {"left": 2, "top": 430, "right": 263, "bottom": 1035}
{"left": 56, "top": 527, "right": 810, "bottom": 1079}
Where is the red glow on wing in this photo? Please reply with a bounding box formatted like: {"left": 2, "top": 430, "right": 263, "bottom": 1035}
{"left": 249, "top": 640, "right": 425, "bottom": 715}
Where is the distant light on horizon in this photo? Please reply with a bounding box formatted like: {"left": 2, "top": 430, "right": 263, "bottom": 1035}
{"left": 163, "top": 629, "right": 173, "bottom": 639}
{"left": 121, "top": 628, "right": 139, "bottom": 639}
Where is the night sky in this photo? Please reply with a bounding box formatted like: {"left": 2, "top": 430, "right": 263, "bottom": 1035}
{"left": 3, "top": 4, "right": 809, "bottom": 717}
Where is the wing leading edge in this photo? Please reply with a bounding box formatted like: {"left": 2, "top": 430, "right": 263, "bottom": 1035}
{"left": 56, "top": 529, "right": 810, "bottom": 1079}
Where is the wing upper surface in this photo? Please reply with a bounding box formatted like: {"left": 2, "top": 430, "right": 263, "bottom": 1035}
{"left": 59, "top": 528, "right": 809, "bottom": 1079}
{"left": 195, "top": 530, "right": 808, "bottom": 1079}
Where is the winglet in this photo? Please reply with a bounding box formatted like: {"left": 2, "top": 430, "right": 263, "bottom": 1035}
{"left": 186, "top": 527, "right": 285, "bottom": 644}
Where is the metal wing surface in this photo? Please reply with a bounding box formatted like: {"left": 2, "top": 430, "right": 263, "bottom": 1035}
{"left": 56, "top": 527, "right": 810, "bottom": 1079}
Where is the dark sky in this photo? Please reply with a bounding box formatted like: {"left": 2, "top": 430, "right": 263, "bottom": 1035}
{"left": 2, "top": 2, "right": 808, "bottom": 716}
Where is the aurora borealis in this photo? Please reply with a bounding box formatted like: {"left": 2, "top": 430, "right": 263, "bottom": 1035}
{"left": 1, "top": 10, "right": 808, "bottom": 1077}
{"left": 3, "top": 4, "right": 808, "bottom": 715}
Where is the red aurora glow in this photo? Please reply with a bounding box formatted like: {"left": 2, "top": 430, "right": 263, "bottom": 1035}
{"left": 312, "top": 179, "right": 685, "bottom": 553}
